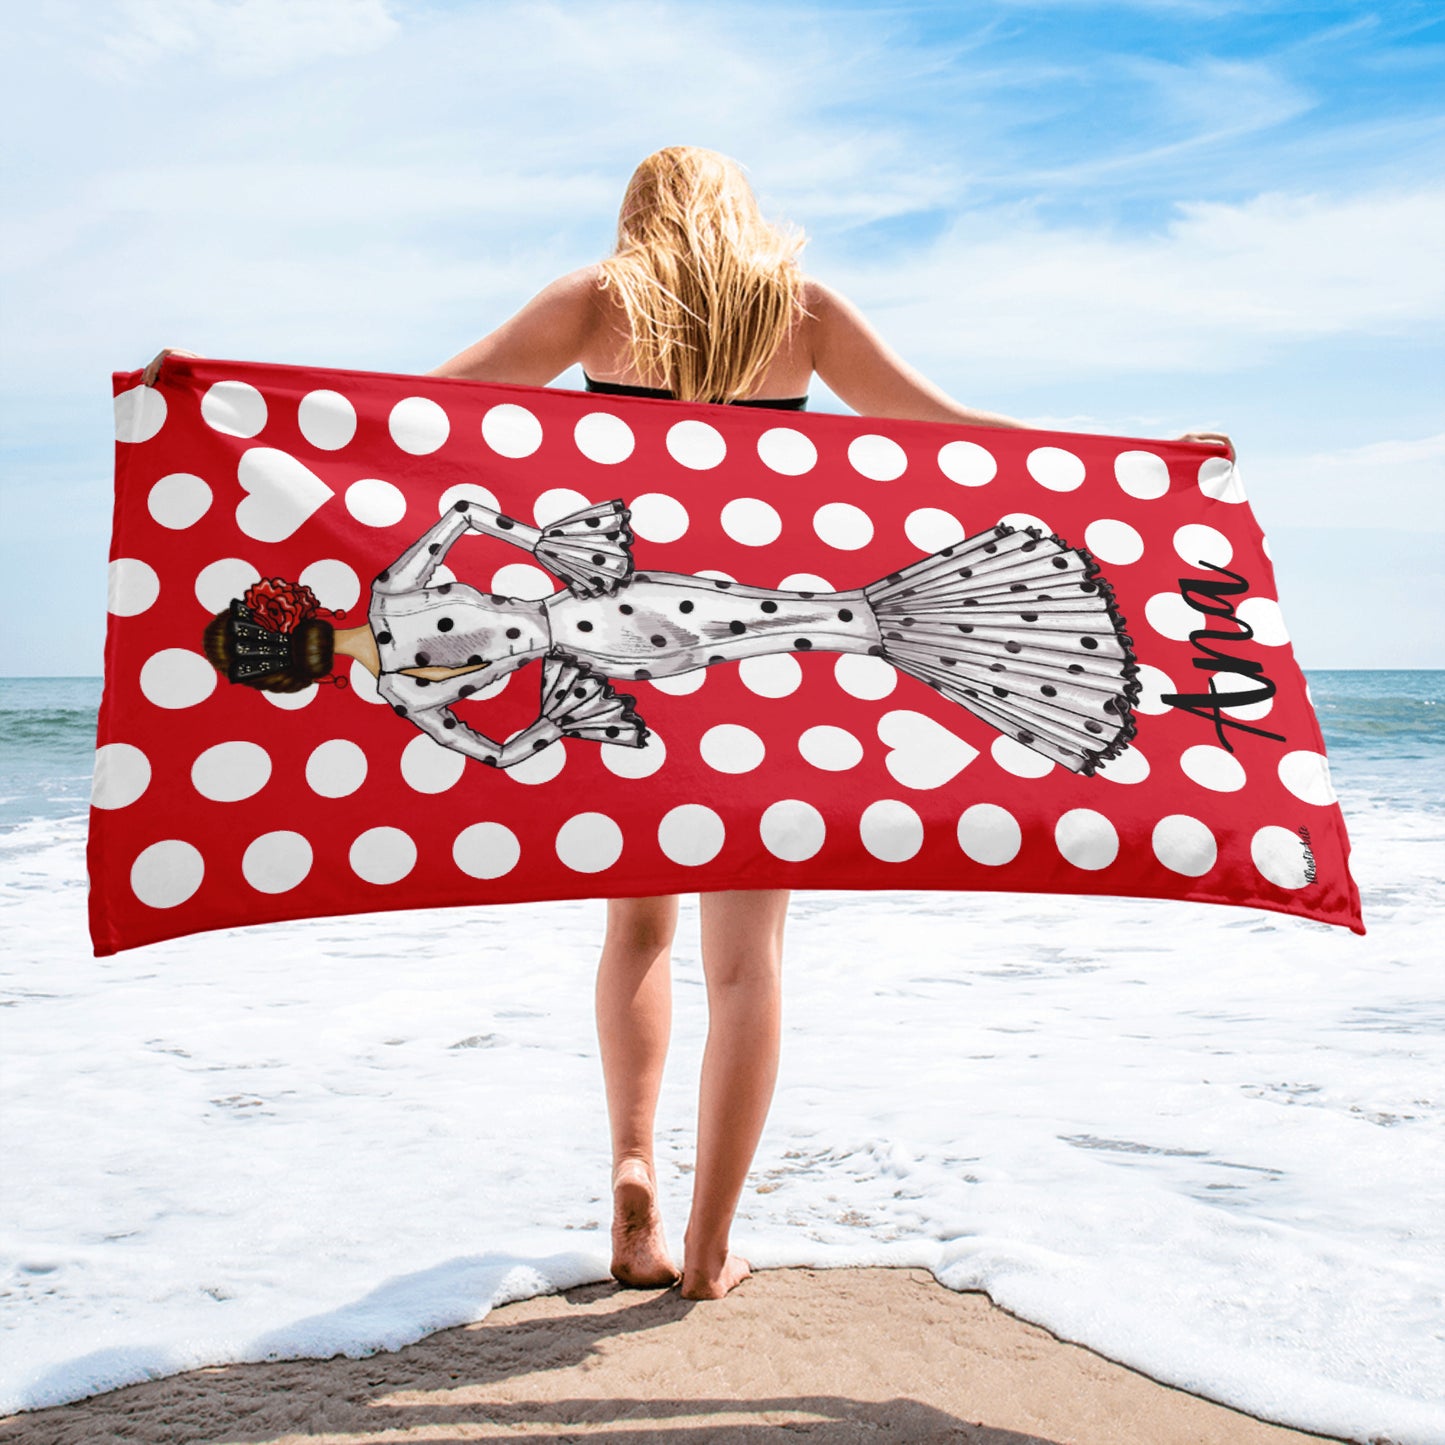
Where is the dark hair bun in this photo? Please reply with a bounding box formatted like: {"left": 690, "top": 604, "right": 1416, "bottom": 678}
{"left": 203, "top": 610, "right": 337, "bottom": 693}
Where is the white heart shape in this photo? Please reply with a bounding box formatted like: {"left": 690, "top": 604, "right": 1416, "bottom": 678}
{"left": 877, "top": 709, "right": 979, "bottom": 789}
{"left": 236, "top": 447, "right": 334, "bottom": 542}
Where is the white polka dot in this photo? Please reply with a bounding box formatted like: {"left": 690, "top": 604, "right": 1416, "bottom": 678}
{"left": 1027, "top": 447, "right": 1085, "bottom": 491}
{"left": 1214, "top": 673, "right": 1274, "bottom": 721}
{"left": 860, "top": 799, "right": 924, "bottom": 862}
{"left": 700, "top": 724, "right": 765, "bottom": 773}
{"left": 758, "top": 427, "right": 816, "bottom": 475}
{"left": 991, "top": 735, "right": 1054, "bottom": 779}
{"left": 1055, "top": 809, "right": 1118, "bottom": 870}
{"left": 107, "top": 558, "right": 159, "bottom": 617}
{"left": 1262, "top": 536, "right": 1273, "bottom": 560}
{"left": 1199, "top": 456, "right": 1245, "bottom": 503}
{"left": 1145, "top": 592, "right": 1201, "bottom": 642}
{"left": 115, "top": 385, "right": 166, "bottom": 443}
{"left": 148, "top": 473, "right": 211, "bottom": 529}
{"left": 453, "top": 822, "right": 522, "bottom": 880}
{"left": 1115, "top": 450, "right": 1170, "bottom": 500}
{"left": 759, "top": 799, "right": 826, "bottom": 862}
{"left": 299, "top": 559, "right": 360, "bottom": 613}
{"left": 1252, "top": 825, "right": 1312, "bottom": 889}
{"left": 848, "top": 434, "right": 907, "bottom": 481}
{"left": 1174, "top": 524, "right": 1233, "bottom": 569}
{"left": 201, "top": 380, "right": 267, "bottom": 438}
{"left": 492, "top": 562, "right": 557, "bottom": 600}
{"left": 438, "top": 482, "right": 499, "bottom": 515}
{"left": 1083, "top": 520, "right": 1143, "bottom": 566}
{"left": 349, "top": 660, "right": 385, "bottom": 703}
{"left": 721, "top": 497, "right": 782, "bottom": 546}
{"left": 91, "top": 743, "right": 151, "bottom": 810}
{"left": 1237, "top": 597, "right": 1289, "bottom": 646}
{"left": 1096, "top": 747, "right": 1150, "bottom": 784}
{"left": 194, "top": 558, "right": 260, "bottom": 614}
{"left": 390, "top": 397, "right": 450, "bottom": 455}
{"left": 192, "top": 741, "right": 271, "bottom": 801}
{"left": 306, "top": 739, "right": 367, "bottom": 797}
{"left": 504, "top": 742, "right": 567, "bottom": 786}
{"left": 350, "top": 826, "right": 417, "bottom": 885}
{"left": 937, "top": 441, "right": 997, "bottom": 487}
{"left": 1180, "top": 744, "right": 1246, "bottom": 792}
{"left": 601, "top": 729, "right": 666, "bottom": 778}
{"left": 813, "top": 502, "right": 873, "bottom": 550}
{"left": 140, "top": 649, "right": 217, "bottom": 709}
{"left": 629, "top": 492, "right": 689, "bottom": 543}
{"left": 556, "top": 812, "right": 624, "bottom": 872}
{"left": 242, "top": 831, "right": 313, "bottom": 894}
{"left": 799, "top": 725, "right": 863, "bottom": 770}
{"left": 574, "top": 412, "right": 634, "bottom": 465}
{"left": 262, "top": 684, "right": 315, "bottom": 711}
{"left": 904, "top": 507, "right": 966, "bottom": 553}
{"left": 346, "top": 478, "right": 406, "bottom": 528}
{"left": 998, "top": 512, "right": 1050, "bottom": 534}
{"left": 1134, "top": 665, "right": 1177, "bottom": 715}
{"left": 778, "top": 572, "right": 832, "bottom": 592}
{"left": 834, "top": 653, "right": 897, "bottom": 700}
{"left": 131, "top": 840, "right": 204, "bottom": 909}
{"left": 533, "top": 488, "right": 592, "bottom": 526}
{"left": 297, "top": 390, "right": 356, "bottom": 450}
{"left": 667, "top": 420, "right": 726, "bottom": 470}
{"left": 658, "top": 804, "right": 725, "bottom": 866}
{"left": 957, "top": 803, "right": 1021, "bottom": 866}
{"left": 1279, "top": 751, "right": 1336, "bottom": 806}
{"left": 482, "top": 403, "right": 542, "bottom": 458}
{"left": 696, "top": 569, "right": 736, "bottom": 586}
{"left": 740, "top": 654, "right": 801, "bottom": 698}
{"left": 1152, "top": 815, "right": 1217, "bottom": 877}
{"left": 401, "top": 733, "right": 467, "bottom": 794}
{"left": 649, "top": 668, "right": 706, "bottom": 696}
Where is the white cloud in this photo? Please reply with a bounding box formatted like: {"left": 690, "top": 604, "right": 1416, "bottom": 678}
{"left": 1248, "top": 433, "right": 1445, "bottom": 533}
{"left": 824, "top": 186, "right": 1445, "bottom": 382}
{"left": 78, "top": 0, "right": 400, "bottom": 78}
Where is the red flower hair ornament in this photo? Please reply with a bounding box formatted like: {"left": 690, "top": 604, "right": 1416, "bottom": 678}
{"left": 229, "top": 579, "right": 350, "bottom": 688}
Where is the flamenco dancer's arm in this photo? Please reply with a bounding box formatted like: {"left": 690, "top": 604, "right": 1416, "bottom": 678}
{"left": 393, "top": 651, "right": 649, "bottom": 769}
{"left": 375, "top": 498, "right": 633, "bottom": 599}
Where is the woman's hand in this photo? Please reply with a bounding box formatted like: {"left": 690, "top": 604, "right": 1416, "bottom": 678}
{"left": 141, "top": 347, "right": 201, "bottom": 387}
{"left": 1176, "top": 430, "right": 1234, "bottom": 460}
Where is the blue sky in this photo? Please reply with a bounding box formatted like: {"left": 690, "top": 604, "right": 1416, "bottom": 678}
{"left": 2, "top": 0, "right": 1442, "bottom": 671}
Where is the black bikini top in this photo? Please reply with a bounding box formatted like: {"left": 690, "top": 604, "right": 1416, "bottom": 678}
{"left": 583, "top": 372, "right": 807, "bottom": 410}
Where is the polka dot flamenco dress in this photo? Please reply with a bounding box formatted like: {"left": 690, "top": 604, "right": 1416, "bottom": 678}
{"left": 369, "top": 497, "right": 1141, "bottom": 773}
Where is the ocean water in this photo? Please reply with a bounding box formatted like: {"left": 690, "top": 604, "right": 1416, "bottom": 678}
{"left": 1, "top": 671, "right": 1442, "bottom": 1443}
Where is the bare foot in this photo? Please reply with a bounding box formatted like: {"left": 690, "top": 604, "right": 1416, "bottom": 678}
{"left": 679, "top": 1251, "right": 752, "bottom": 1300}
{"left": 610, "top": 1159, "right": 680, "bottom": 1288}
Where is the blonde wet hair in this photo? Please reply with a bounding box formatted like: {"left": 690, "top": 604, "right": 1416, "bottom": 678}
{"left": 598, "top": 146, "right": 807, "bottom": 403}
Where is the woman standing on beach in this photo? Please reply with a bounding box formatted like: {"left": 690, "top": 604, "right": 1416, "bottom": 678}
{"left": 146, "top": 144, "right": 1229, "bottom": 1302}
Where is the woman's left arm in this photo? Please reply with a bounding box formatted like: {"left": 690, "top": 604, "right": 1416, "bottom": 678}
{"left": 428, "top": 266, "right": 601, "bottom": 383}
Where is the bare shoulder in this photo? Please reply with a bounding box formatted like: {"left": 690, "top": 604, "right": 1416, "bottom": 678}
{"left": 533, "top": 263, "right": 608, "bottom": 312}
{"left": 798, "top": 275, "right": 869, "bottom": 346}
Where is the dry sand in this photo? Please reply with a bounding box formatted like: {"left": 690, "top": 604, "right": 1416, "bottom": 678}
{"left": 0, "top": 1265, "right": 1350, "bottom": 1443}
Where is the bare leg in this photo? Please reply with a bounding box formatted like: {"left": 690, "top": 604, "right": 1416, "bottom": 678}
{"left": 682, "top": 887, "right": 789, "bottom": 1300}
{"left": 596, "top": 894, "right": 681, "bottom": 1287}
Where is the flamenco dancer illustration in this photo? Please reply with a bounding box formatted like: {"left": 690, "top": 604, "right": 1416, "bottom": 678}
{"left": 203, "top": 496, "right": 1141, "bottom": 775}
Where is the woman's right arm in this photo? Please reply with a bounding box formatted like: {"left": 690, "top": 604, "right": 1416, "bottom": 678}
{"left": 808, "top": 279, "right": 1233, "bottom": 456}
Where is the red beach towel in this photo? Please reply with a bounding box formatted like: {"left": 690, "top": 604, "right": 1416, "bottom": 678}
{"left": 88, "top": 358, "right": 1364, "bottom": 954}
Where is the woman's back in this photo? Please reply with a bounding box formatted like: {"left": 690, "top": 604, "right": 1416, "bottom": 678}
{"left": 578, "top": 267, "right": 814, "bottom": 406}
